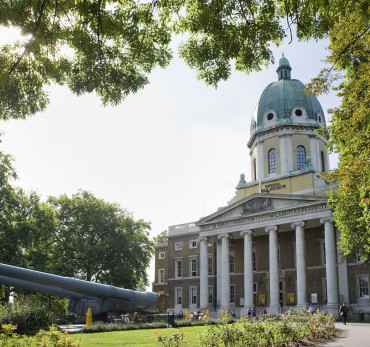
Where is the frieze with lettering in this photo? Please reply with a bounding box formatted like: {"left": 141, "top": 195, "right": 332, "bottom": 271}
{"left": 261, "top": 182, "right": 286, "bottom": 193}
{"left": 200, "top": 203, "right": 328, "bottom": 231}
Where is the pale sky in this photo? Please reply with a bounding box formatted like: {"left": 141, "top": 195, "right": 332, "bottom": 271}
{"left": 0, "top": 28, "right": 340, "bottom": 288}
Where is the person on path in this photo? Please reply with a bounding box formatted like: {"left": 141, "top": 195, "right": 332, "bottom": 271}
{"left": 252, "top": 307, "right": 257, "bottom": 320}
{"left": 309, "top": 304, "right": 315, "bottom": 314}
{"left": 339, "top": 302, "right": 349, "bottom": 325}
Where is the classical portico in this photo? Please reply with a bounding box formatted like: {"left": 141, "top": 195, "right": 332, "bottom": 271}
{"left": 197, "top": 194, "right": 340, "bottom": 316}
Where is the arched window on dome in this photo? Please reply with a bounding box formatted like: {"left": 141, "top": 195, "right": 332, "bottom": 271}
{"left": 321, "top": 151, "right": 325, "bottom": 172}
{"left": 253, "top": 158, "right": 257, "bottom": 180}
{"left": 297, "top": 146, "right": 306, "bottom": 170}
{"left": 268, "top": 149, "right": 277, "bottom": 173}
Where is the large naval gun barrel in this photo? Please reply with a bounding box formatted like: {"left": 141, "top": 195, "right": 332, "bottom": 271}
{"left": 0, "top": 263, "right": 164, "bottom": 316}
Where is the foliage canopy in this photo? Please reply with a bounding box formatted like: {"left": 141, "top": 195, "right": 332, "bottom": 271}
{"left": 0, "top": 0, "right": 367, "bottom": 119}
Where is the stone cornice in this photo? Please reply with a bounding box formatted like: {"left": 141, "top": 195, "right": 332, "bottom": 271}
{"left": 199, "top": 201, "right": 330, "bottom": 232}
{"left": 248, "top": 123, "right": 326, "bottom": 149}
{"left": 197, "top": 192, "right": 327, "bottom": 226}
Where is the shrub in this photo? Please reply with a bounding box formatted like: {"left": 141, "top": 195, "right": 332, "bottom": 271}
{"left": 0, "top": 304, "right": 55, "bottom": 333}
{"left": 81, "top": 321, "right": 170, "bottom": 333}
{"left": 199, "top": 309, "right": 336, "bottom": 346}
{"left": 34, "top": 325, "right": 80, "bottom": 346}
{"left": 156, "top": 329, "right": 184, "bottom": 346}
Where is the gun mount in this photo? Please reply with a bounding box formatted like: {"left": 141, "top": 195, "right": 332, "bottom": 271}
{"left": 0, "top": 263, "right": 164, "bottom": 316}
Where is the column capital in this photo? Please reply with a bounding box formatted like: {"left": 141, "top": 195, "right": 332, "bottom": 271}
{"left": 240, "top": 230, "right": 253, "bottom": 237}
{"left": 320, "top": 217, "right": 334, "bottom": 224}
{"left": 265, "top": 226, "right": 278, "bottom": 233}
{"left": 198, "top": 236, "right": 208, "bottom": 242}
{"left": 218, "top": 233, "right": 229, "bottom": 240}
{"left": 291, "top": 222, "right": 305, "bottom": 228}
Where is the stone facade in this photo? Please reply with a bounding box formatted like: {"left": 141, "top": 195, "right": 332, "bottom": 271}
{"left": 153, "top": 57, "right": 370, "bottom": 320}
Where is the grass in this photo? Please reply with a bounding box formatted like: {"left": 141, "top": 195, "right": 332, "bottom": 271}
{"left": 70, "top": 325, "right": 206, "bottom": 346}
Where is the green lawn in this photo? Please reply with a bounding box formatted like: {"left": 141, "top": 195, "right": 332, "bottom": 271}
{"left": 70, "top": 326, "right": 206, "bottom": 346}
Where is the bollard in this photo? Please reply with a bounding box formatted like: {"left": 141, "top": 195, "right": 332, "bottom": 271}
{"left": 168, "top": 310, "right": 175, "bottom": 325}
{"left": 86, "top": 307, "right": 92, "bottom": 327}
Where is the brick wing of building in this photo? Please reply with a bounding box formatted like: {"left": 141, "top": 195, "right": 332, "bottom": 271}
{"left": 153, "top": 56, "right": 370, "bottom": 320}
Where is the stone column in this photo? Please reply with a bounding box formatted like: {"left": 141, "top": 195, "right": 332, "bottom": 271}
{"left": 257, "top": 140, "right": 264, "bottom": 180}
{"left": 309, "top": 135, "right": 319, "bottom": 172}
{"left": 286, "top": 134, "right": 293, "bottom": 171}
{"left": 280, "top": 134, "right": 288, "bottom": 174}
{"left": 218, "top": 233, "right": 230, "bottom": 310}
{"left": 320, "top": 217, "right": 339, "bottom": 308}
{"left": 280, "top": 134, "right": 293, "bottom": 174}
{"left": 216, "top": 241, "right": 222, "bottom": 307}
{"left": 292, "top": 222, "right": 307, "bottom": 306}
{"left": 199, "top": 236, "right": 208, "bottom": 309}
{"left": 266, "top": 226, "right": 280, "bottom": 312}
{"left": 337, "top": 231, "right": 349, "bottom": 304}
{"left": 241, "top": 230, "right": 254, "bottom": 314}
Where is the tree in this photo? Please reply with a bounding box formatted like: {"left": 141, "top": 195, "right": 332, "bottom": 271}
{"left": 307, "top": 10, "right": 370, "bottom": 260}
{"left": 0, "top": 144, "right": 58, "bottom": 301}
{"left": 48, "top": 190, "right": 154, "bottom": 290}
{"left": 153, "top": 230, "right": 168, "bottom": 244}
{"left": 1, "top": 0, "right": 367, "bottom": 120}
{"left": 0, "top": 0, "right": 172, "bottom": 119}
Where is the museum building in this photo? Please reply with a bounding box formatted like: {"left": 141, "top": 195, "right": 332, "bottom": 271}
{"left": 153, "top": 56, "right": 370, "bottom": 318}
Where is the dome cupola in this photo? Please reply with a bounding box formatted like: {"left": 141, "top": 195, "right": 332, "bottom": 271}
{"left": 247, "top": 56, "right": 330, "bottom": 182}
{"left": 251, "top": 55, "right": 325, "bottom": 134}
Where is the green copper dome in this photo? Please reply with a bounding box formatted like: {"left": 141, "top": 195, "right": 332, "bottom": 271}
{"left": 251, "top": 56, "right": 325, "bottom": 131}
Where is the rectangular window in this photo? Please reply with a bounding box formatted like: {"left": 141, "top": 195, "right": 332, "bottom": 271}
{"left": 359, "top": 276, "right": 369, "bottom": 299}
{"left": 158, "top": 269, "right": 165, "bottom": 284}
{"left": 208, "top": 257, "right": 213, "bottom": 276}
{"left": 159, "top": 252, "right": 165, "bottom": 259}
{"left": 190, "top": 258, "right": 197, "bottom": 277}
{"left": 208, "top": 286, "right": 213, "bottom": 304}
{"left": 189, "top": 240, "right": 197, "bottom": 249}
{"left": 229, "top": 254, "right": 235, "bottom": 273}
{"left": 175, "top": 242, "right": 183, "bottom": 251}
{"left": 190, "top": 287, "right": 197, "bottom": 305}
{"left": 176, "top": 288, "right": 182, "bottom": 305}
{"left": 175, "top": 260, "right": 183, "bottom": 278}
{"left": 252, "top": 251, "right": 256, "bottom": 271}
{"left": 230, "top": 284, "right": 235, "bottom": 304}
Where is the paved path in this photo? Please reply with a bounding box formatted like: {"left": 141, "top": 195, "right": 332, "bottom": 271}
{"left": 320, "top": 322, "right": 370, "bottom": 346}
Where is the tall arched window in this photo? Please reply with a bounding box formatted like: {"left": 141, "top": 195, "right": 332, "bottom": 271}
{"left": 297, "top": 146, "right": 306, "bottom": 170}
{"left": 268, "top": 149, "right": 277, "bottom": 173}
{"left": 253, "top": 158, "right": 257, "bottom": 180}
{"left": 321, "top": 151, "right": 325, "bottom": 172}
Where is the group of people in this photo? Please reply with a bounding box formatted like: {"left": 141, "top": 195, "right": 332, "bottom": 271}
{"left": 188, "top": 310, "right": 205, "bottom": 321}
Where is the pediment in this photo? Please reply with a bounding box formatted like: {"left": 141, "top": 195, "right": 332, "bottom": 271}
{"left": 197, "top": 193, "right": 327, "bottom": 226}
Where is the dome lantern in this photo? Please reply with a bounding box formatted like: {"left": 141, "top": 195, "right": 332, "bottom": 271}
{"left": 276, "top": 53, "right": 292, "bottom": 80}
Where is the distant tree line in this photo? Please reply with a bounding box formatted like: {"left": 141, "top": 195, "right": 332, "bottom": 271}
{"left": 0, "top": 143, "right": 155, "bottom": 302}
